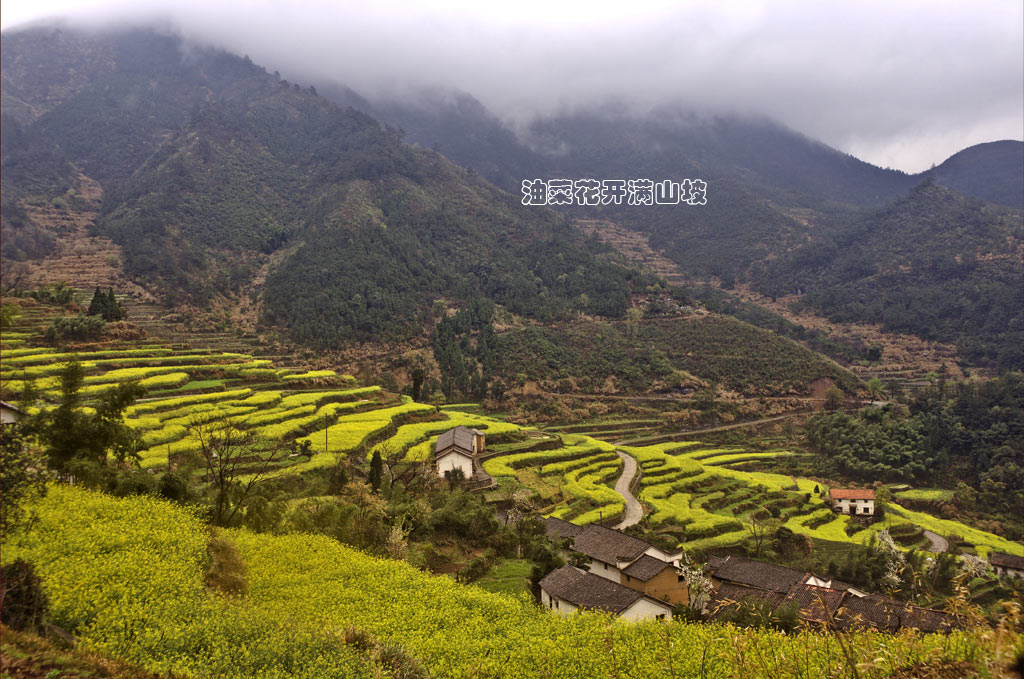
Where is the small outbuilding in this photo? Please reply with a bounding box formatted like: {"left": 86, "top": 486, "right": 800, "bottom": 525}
{"left": 989, "top": 552, "right": 1024, "bottom": 579}
{"left": 1, "top": 400, "right": 24, "bottom": 425}
{"left": 434, "top": 425, "right": 486, "bottom": 479}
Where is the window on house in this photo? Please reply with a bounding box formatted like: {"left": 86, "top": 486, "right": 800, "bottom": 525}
{"left": 656, "top": 614, "right": 665, "bottom": 620}
{"left": 678, "top": 575, "right": 686, "bottom": 582}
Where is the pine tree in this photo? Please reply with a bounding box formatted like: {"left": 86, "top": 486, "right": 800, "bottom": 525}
{"left": 104, "top": 289, "right": 124, "bottom": 321}
{"left": 368, "top": 451, "right": 383, "bottom": 492}
{"left": 87, "top": 287, "right": 105, "bottom": 317}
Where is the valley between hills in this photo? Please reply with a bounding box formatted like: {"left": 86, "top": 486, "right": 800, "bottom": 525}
{"left": 1, "top": 23, "right": 1022, "bottom": 679}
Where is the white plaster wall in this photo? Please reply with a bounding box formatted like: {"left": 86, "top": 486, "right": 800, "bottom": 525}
{"left": 540, "top": 590, "right": 577, "bottom": 615}
{"left": 619, "top": 597, "right": 673, "bottom": 622}
{"left": 588, "top": 559, "right": 621, "bottom": 582}
{"left": 643, "top": 546, "right": 682, "bottom": 566}
{"left": 436, "top": 452, "right": 473, "bottom": 478}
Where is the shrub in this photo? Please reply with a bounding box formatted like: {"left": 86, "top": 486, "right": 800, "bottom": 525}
{"left": 44, "top": 315, "right": 106, "bottom": 343}
{"left": 204, "top": 534, "right": 248, "bottom": 597}
{"left": 0, "top": 559, "right": 49, "bottom": 633}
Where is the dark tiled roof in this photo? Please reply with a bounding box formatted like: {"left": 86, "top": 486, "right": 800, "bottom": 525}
{"left": 572, "top": 525, "right": 650, "bottom": 565}
{"left": 704, "top": 555, "right": 728, "bottom": 575}
{"left": 990, "top": 552, "right": 1024, "bottom": 570}
{"left": 710, "top": 556, "right": 807, "bottom": 593}
{"left": 540, "top": 566, "right": 652, "bottom": 614}
{"left": 835, "top": 594, "right": 904, "bottom": 631}
{"left": 435, "top": 426, "right": 476, "bottom": 456}
{"left": 833, "top": 594, "right": 958, "bottom": 633}
{"left": 544, "top": 517, "right": 584, "bottom": 542}
{"left": 900, "top": 605, "right": 958, "bottom": 633}
{"left": 826, "top": 578, "right": 855, "bottom": 591}
{"left": 783, "top": 585, "right": 846, "bottom": 624}
{"left": 622, "top": 555, "right": 673, "bottom": 582}
{"left": 708, "top": 582, "right": 786, "bottom": 620}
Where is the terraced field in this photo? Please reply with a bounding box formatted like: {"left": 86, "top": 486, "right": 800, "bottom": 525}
{"left": 0, "top": 310, "right": 522, "bottom": 482}
{"left": 629, "top": 444, "right": 1023, "bottom": 556}
{"left": 4, "top": 301, "right": 1020, "bottom": 559}
{"left": 482, "top": 434, "right": 625, "bottom": 524}
{"left": 495, "top": 432, "right": 1024, "bottom": 558}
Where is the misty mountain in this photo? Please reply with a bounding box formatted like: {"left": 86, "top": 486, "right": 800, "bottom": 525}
{"left": 331, "top": 88, "right": 1022, "bottom": 369}
{"left": 332, "top": 87, "right": 1023, "bottom": 211}
{"left": 751, "top": 183, "right": 1023, "bottom": 369}
{"left": 2, "top": 25, "right": 1020, "bottom": 370}
{"left": 925, "top": 140, "right": 1024, "bottom": 209}
{"left": 0, "top": 27, "right": 640, "bottom": 346}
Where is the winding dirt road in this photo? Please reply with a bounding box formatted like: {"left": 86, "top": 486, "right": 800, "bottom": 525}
{"left": 923, "top": 530, "right": 949, "bottom": 553}
{"left": 613, "top": 450, "right": 644, "bottom": 529}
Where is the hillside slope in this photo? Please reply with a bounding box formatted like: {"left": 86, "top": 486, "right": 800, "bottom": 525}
{"left": 1, "top": 27, "right": 638, "bottom": 347}
{"left": 338, "top": 90, "right": 1023, "bottom": 369}
{"left": 750, "top": 184, "right": 1024, "bottom": 369}
{"left": 926, "top": 140, "right": 1024, "bottom": 209}
{"left": 5, "top": 485, "right": 1013, "bottom": 679}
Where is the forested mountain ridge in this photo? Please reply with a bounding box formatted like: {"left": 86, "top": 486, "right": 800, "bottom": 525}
{"left": 1, "top": 26, "right": 640, "bottom": 346}
{"left": 342, "top": 87, "right": 1024, "bottom": 210}
{"left": 750, "top": 183, "right": 1024, "bottom": 370}
{"left": 926, "top": 140, "right": 1024, "bottom": 209}
{"left": 347, "top": 89, "right": 1023, "bottom": 369}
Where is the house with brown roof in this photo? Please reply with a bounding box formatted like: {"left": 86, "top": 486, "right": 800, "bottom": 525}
{"left": 828, "top": 488, "right": 875, "bottom": 517}
{"left": 434, "top": 426, "right": 486, "bottom": 479}
{"left": 989, "top": 552, "right": 1024, "bottom": 579}
{"left": 543, "top": 518, "right": 689, "bottom": 605}
{"left": 621, "top": 555, "right": 690, "bottom": 605}
{"left": 539, "top": 566, "right": 674, "bottom": 622}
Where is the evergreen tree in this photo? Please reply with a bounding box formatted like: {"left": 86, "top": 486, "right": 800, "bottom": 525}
{"left": 104, "top": 288, "right": 124, "bottom": 321}
{"left": 410, "top": 367, "right": 425, "bottom": 402}
{"left": 368, "top": 451, "right": 383, "bottom": 493}
{"left": 34, "top": 360, "right": 145, "bottom": 482}
{"left": 87, "top": 287, "right": 105, "bottom": 317}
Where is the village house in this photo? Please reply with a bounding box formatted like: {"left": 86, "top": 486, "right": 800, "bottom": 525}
{"left": 1, "top": 400, "right": 24, "bottom": 425}
{"left": 705, "top": 556, "right": 956, "bottom": 632}
{"left": 544, "top": 518, "right": 689, "bottom": 606}
{"left": 989, "top": 552, "right": 1024, "bottom": 579}
{"left": 539, "top": 565, "right": 674, "bottom": 622}
{"left": 433, "top": 425, "right": 485, "bottom": 479}
{"left": 828, "top": 488, "right": 876, "bottom": 517}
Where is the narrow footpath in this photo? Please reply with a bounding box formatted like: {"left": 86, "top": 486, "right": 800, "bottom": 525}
{"left": 613, "top": 450, "right": 644, "bottom": 529}
{"left": 616, "top": 411, "right": 807, "bottom": 445}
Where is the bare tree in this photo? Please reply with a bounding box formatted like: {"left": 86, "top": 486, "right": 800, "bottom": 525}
{"left": 0, "top": 260, "right": 32, "bottom": 294}
{"left": 188, "top": 421, "right": 288, "bottom": 526}
{"left": 747, "top": 516, "right": 779, "bottom": 558}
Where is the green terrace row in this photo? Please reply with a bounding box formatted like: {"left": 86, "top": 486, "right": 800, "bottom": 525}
{"left": 480, "top": 435, "right": 624, "bottom": 525}
{"left": 618, "top": 442, "right": 1023, "bottom": 557}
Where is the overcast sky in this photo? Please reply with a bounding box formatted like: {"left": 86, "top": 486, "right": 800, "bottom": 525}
{"left": 2, "top": 0, "right": 1021, "bottom": 173}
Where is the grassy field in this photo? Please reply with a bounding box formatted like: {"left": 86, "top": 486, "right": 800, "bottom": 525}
{"left": 475, "top": 558, "right": 534, "bottom": 597}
